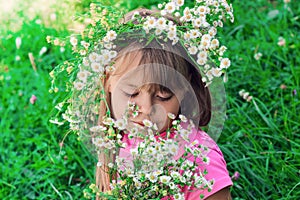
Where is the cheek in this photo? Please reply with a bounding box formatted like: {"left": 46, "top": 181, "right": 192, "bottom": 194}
{"left": 110, "top": 89, "right": 129, "bottom": 119}
{"left": 167, "top": 99, "right": 180, "bottom": 116}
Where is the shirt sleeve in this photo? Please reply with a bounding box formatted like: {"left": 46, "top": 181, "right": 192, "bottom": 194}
{"left": 184, "top": 131, "right": 233, "bottom": 199}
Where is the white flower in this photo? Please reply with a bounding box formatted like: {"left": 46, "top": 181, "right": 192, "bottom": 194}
{"left": 134, "top": 180, "right": 142, "bottom": 189}
{"left": 184, "top": 170, "right": 193, "bottom": 178}
{"left": 220, "top": 58, "right": 231, "bottom": 69}
{"left": 167, "top": 113, "right": 176, "bottom": 119}
{"left": 55, "top": 102, "right": 64, "bottom": 111}
{"left": 184, "top": 32, "right": 191, "bottom": 41}
{"left": 190, "top": 29, "right": 200, "bottom": 39}
{"left": 219, "top": 45, "right": 227, "bottom": 56}
{"left": 102, "top": 117, "right": 114, "bottom": 125}
{"left": 109, "top": 50, "right": 117, "bottom": 59}
{"left": 89, "top": 125, "right": 107, "bottom": 132}
{"left": 15, "top": 37, "right": 22, "bottom": 49}
{"left": 155, "top": 28, "right": 163, "bottom": 35}
{"left": 81, "top": 41, "right": 90, "bottom": 49}
{"left": 175, "top": 12, "right": 181, "bottom": 17}
{"left": 192, "top": 17, "right": 202, "bottom": 28}
{"left": 218, "top": 20, "right": 223, "bottom": 27}
{"left": 106, "top": 30, "right": 117, "bottom": 41}
{"left": 183, "top": 7, "right": 191, "bottom": 16}
{"left": 77, "top": 70, "right": 91, "bottom": 82}
{"left": 197, "top": 50, "right": 207, "bottom": 60}
{"left": 89, "top": 52, "right": 99, "bottom": 62}
{"left": 97, "top": 162, "right": 102, "bottom": 167}
{"left": 179, "top": 114, "right": 187, "bottom": 122}
{"left": 70, "top": 36, "right": 78, "bottom": 46}
{"left": 197, "top": 5, "right": 207, "bottom": 14}
{"left": 91, "top": 62, "right": 104, "bottom": 73}
{"left": 179, "top": 129, "right": 190, "bottom": 141}
{"left": 131, "top": 11, "right": 140, "bottom": 19}
{"left": 152, "top": 123, "right": 158, "bottom": 130}
{"left": 188, "top": 46, "right": 198, "bottom": 55}
{"left": 82, "top": 57, "right": 89, "bottom": 66}
{"left": 157, "top": 17, "right": 167, "bottom": 29}
{"left": 74, "top": 81, "right": 85, "bottom": 90}
{"left": 175, "top": 0, "right": 184, "bottom": 7}
{"left": 169, "top": 182, "right": 176, "bottom": 189}
{"left": 129, "top": 127, "right": 138, "bottom": 137}
{"left": 92, "top": 138, "right": 105, "bottom": 147}
{"left": 165, "top": 2, "right": 176, "bottom": 13}
{"left": 146, "top": 147, "right": 157, "bottom": 155}
{"left": 146, "top": 173, "right": 158, "bottom": 183}
{"left": 185, "top": 14, "right": 193, "bottom": 22}
{"left": 108, "top": 163, "right": 114, "bottom": 168}
{"left": 197, "top": 58, "right": 206, "bottom": 65}
{"left": 201, "top": 34, "right": 211, "bottom": 42}
{"left": 168, "top": 23, "right": 176, "bottom": 32}
{"left": 254, "top": 52, "right": 263, "bottom": 60}
{"left": 154, "top": 169, "right": 163, "bottom": 176}
{"left": 145, "top": 16, "right": 156, "bottom": 29}
{"left": 179, "top": 175, "right": 186, "bottom": 183}
{"left": 172, "top": 120, "right": 178, "bottom": 126}
{"left": 167, "top": 31, "right": 177, "bottom": 40}
{"left": 39, "top": 47, "right": 47, "bottom": 56}
{"left": 79, "top": 49, "right": 87, "bottom": 56}
{"left": 159, "top": 175, "right": 171, "bottom": 184}
{"left": 161, "top": 9, "right": 167, "bottom": 16}
{"left": 143, "top": 119, "right": 153, "bottom": 128}
{"left": 210, "top": 39, "right": 219, "bottom": 49}
{"left": 101, "top": 50, "right": 112, "bottom": 65}
{"left": 104, "top": 42, "right": 113, "bottom": 49}
{"left": 173, "top": 193, "right": 184, "bottom": 200}
{"left": 105, "top": 65, "right": 115, "bottom": 72}
{"left": 172, "top": 37, "right": 179, "bottom": 45}
{"left": 114, "top": 118, "right": 127, "bottom": 130}
{"left": 49, "top": 119, "right": 64, "bottom": 126}
{"left": 210, "top": 68, "right": 223, "bottom": 77}
{"left": 239, "top": 89, "right": 245, "bottom": 97}
{"left": 167, "top": 143, "right": 179, "bottom": 155}
{"left": 202, "top": 155, "right": 210, "bottom": 164}
{"left": 208, "top": 27, "right": 217, "bottom": 36}
{"left": 171, "top": 171, "right": 180, "bottom": 179}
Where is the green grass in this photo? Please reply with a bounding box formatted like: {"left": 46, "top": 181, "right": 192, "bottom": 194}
{"left": 0, "top": 0, "right": 299, "bottom": 199}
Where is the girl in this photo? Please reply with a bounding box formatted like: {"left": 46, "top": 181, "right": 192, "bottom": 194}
{"left": 95, "top": 8, "right": 233, "bottom": 200}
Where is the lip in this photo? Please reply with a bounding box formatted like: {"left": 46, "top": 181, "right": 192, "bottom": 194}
{"left": 131, "top": 121, "right": 144, "bottom": 127}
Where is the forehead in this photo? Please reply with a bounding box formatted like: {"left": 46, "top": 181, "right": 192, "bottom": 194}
{"left": 110, "top": 49, "right": 191, "bottom": 93}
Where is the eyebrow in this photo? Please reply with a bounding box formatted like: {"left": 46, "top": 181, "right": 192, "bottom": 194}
{"left": 122, "top": 83, "right": 138, "bottom": 88}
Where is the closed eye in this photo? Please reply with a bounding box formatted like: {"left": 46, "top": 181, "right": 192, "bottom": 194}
{"left": 122, "top": 90, "right": 139, "bottom": 98}
{"left": 156, "top": 94, "right": 173, "bottom": 101}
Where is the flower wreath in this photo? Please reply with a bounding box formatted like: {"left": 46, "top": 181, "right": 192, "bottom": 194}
{"left": 49, "top": 0, "right": 234, "bottom": 199}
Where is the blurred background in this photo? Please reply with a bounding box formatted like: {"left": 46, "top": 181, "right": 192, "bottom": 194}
{"left": 0, "top": 0, "right": 299, "bottom": 199}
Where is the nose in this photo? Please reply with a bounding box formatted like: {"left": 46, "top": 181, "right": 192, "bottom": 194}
{"left": 134, "top": 91, "right": 153, "bottom": 116}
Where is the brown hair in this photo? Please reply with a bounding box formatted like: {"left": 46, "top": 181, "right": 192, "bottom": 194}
{"left": 95, "top": 8, "right": 211, "bottom": 198}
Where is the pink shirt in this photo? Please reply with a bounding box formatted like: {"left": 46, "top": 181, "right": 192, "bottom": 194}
{"left": 119, "top": 127, "right": 232, "bottom": 199}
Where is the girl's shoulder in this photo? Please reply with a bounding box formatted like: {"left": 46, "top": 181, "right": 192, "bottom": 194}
{"left": 174, "top": 127, "right": 226, "bottom": 165}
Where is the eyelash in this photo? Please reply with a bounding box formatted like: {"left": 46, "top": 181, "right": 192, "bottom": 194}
{"left": 122, "top": 91, "right": 173, "bottom": 101}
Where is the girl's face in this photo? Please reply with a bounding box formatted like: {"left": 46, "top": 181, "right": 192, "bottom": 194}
{"left": 108, "top": 53, "right": 183, "bottom": 132}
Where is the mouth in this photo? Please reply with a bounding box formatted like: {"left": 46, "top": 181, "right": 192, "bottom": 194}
{"left": 131, "top": 121, "right": 145, "bottom": 127}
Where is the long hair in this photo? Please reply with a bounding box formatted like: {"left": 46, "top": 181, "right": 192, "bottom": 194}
{"left": 95, "top": 8, "right": 211, "bottom": 199}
